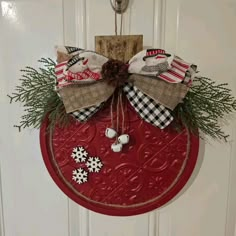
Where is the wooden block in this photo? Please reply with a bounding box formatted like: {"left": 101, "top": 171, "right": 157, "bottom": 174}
{"left": 95, "top": 35, "right": 143, "bottom": 62}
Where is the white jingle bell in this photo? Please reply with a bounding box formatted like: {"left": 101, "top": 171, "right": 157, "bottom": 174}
{"left": 105, "top": 128, "right": 117, "bottom": 139}
{"left": 118, "top": 134, "right": 130, "bottom": 145}
{"left": 111, "top": 142, "right": 123, "bottom": 153}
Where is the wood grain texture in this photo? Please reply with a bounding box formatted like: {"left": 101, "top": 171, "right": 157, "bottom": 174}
{"left": 95, "top": 35, "right": 143, "bottom": 62}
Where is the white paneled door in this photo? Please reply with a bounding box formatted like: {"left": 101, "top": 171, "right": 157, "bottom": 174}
{"left": 0, "top": 0, "right": 235, "bottom": 236}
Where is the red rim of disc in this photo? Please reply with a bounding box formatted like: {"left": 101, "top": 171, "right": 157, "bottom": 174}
{"left": 40, "top": 119, "right": 199, "bottom": 216}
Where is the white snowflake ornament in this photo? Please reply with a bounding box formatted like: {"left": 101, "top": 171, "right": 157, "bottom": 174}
{"left": 72, "top": 168, "right": 88, "bottom": 184}
{"left": 71, "top": 146, "right": 88, "bottom": 163}
{"left": 86, "top": 157, "right": 103, "bottom": 173}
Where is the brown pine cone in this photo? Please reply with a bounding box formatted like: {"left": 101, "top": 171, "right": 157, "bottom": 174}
{"left": 101, "top": 59, "right": 129, "bottom": 87}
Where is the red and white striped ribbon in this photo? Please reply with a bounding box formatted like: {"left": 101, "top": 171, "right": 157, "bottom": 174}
{"left": 158, "top": 56, "right": 192, "bottom": 83}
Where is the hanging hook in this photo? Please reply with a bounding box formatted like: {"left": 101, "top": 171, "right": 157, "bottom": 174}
{"left": 110, "top": 0, "right": 129, "bottom": 14}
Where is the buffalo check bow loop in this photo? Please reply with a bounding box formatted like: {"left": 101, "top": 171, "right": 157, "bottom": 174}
{"left": 55, "top": 46, "right": 197, "bottom": 129}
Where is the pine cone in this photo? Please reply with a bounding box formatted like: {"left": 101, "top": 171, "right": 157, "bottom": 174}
{"left": 101, "top": 59, "right": 129, "bottom": 87}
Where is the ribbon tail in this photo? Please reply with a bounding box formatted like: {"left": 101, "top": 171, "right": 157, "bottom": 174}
{"left": 123, "top": 83, "right": 173, "bottom": 129}
{"left": 71, "top": 103, "right": 104, "bottom": 123}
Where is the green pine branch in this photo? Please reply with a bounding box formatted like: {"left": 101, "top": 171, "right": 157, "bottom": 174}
{"left": 8, "top": 58, "right": 70, "bottom": 131}
{"left": 173, "top": 77, "right": 236, "bottom": 141}
{"left": 8, "top": 58, "right": 236, "bottom": 142}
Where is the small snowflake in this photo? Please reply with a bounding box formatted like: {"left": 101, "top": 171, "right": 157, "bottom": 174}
{"left": 72, "top": 168, "right": 88, "bottom": 184}
{"left": 86, "top": 157, "right": 103, "bottom": 173}
{"left": 71, "top": 146, "right": 88, "bottom": 163}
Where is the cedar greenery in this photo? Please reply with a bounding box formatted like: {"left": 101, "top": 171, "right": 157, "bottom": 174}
{"left": 172, "top": 77, "right": 236, "bottom": 141}
{"left": 7, "top": 58, "right": 70, "bottom": 131}
{"left": 8, "top": 59, "right": 236, "bottom": 141}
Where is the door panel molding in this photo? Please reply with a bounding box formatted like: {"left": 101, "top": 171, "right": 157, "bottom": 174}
{"left": 63, "top": 0, "right": 76, "bottom": 46}
{"left": 148, "top": 211, "right": 159, "bottom": 236}
{"left": 153, "top": 0, "right": 166, "bottom": 48}
{"left": 75, "top": 0, "right": 87, "bottom": 48}
{"left": 163, "top": 0, "right": 181, "bottom": 54}
{"left": 68, "top": 200, "right": 90, "bottom": 236}
{"left": 0, "top": 165, "right": 5, "bottom": 236}
{"left": 225, "top": 125, "right": 236, "bottom": 236}
{"left": 66, "top": 1, "right": 89, "bottom": 235}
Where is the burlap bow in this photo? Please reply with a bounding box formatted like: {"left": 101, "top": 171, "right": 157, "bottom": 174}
{"left": 55, "top": 46, "right": 197, "bottom": 129}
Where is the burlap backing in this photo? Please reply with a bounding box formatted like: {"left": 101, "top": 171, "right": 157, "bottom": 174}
{"left": 59, "top": 74, "right": 189, "bottom": 113}
{"left": 129, "top": 74, "right": 189, "bottom": 110}
{"left": 58, "top": 81, "right": 115, "bottom": 113}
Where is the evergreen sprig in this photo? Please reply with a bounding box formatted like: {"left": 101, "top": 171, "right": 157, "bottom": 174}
{"left": 8, "top": 58, "right": 70, "bottom": 131}
{"left": 8, "top": 59, "right": 236, "bottom": 141}
{"left": 173, "top": 77, "right": 236, "bottom": 141}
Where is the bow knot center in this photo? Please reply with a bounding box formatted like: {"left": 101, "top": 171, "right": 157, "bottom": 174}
{"left": 101, "top": 59, "right": 129, "bottom": 87}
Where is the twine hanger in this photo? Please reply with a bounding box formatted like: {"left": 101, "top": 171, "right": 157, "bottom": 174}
{"left": 110, "top": 3, "right": 126, "bottom": 145}
{"left": 110, "top": 90, "right": 126, "bottom": 145}
{"left": 106, "top": 0, "right": 128, "bottom": 151}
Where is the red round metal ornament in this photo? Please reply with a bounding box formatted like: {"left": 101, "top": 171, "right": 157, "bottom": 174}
{"left": 40, "top": 99, "right": 199, "bottom": 216}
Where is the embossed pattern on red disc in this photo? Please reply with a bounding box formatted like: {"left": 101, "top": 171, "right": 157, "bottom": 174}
{"left": 40, "top": 99, "right": 199, "bottom": 216}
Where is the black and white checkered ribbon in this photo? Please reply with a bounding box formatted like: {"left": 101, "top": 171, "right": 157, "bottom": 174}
{"left": 71, "top": 103, "right": 103, "bottom": 122}
{"left": 123, "top": 84, "right": 173, "bottom": 129}
{"left": 71, "top": 84, "right": 173, "bottom": 129}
